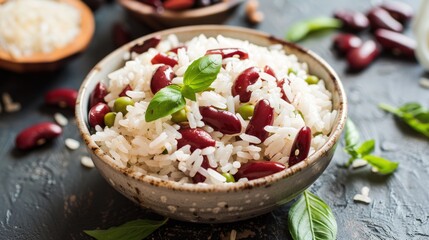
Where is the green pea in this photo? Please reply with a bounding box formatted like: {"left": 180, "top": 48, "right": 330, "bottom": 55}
{"left": 238, "top": 103, "right": 255, "bottom": 120}
{"left": 305, "top": 75, "right": 319, "bottom": 85}
{"left": 222, "top": 173, "right": 235, "bottom": 183}
{"left": 288, "top": 68, "right": 297, "bottom": 75}
{"left": 104, "top": 112, "right": 116, "bottom": 127}
{"left": 171, "top": 108, "right": 187, "bottom": 123}
{"left": 114, "top": 97, "right": 134, "bottom": 115}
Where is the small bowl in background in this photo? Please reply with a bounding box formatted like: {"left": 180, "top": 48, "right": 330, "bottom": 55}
{"left": 118, "top": 0, "right": 245, "bottom": 30}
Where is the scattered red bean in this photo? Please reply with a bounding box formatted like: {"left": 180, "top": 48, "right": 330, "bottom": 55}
{"left": 89, "top": 82, "right": 108, "bottom": 108}
{"left": 333, "top": 33, "right": 363, "bottom": 55}
{"left": 150, "top": 65, "right": 175, "bottom": 94}
{"left": 380, "top": 1, "right": 413, "bottom": 24}
{"left": 88, "top": 102, "right": 110, "bottom": 128}
{"left": 234, "top": 161, "right": 286, "bottom": 180}
{"left": 151, "top": 53, "right": 178, "bottom": 67}
{"left": 177, "top": 127, "right": 216, "bottom": 152}
{"left": 163, "top": 0, "right": 195, "bottom": 10}
{"left": 347, "top": 40, "right": 381, "bottom": 71}
{"left": 367, "top": 7, "right": 403, "bottom": 32}
{"left": 199, "top": 106, "right": 242, "bottom": 134}
{"left": 119, "top": 84, "right": 133, "bottom": 97}
{"left": 15, "top": 122, "right": 62, "bottom": 150}
{"left": 232, "top": 67, "right": 260, "bottom": 102}
{"left": 277, "top": 79, "right": 291, "bottom": 103}
{"left": 112, "top": 23, "right": 132, "bottom": 48}
{"left": 44, "top": 88, "right": 78, "bottom": 109}
{"left": 263, "top": 65, "right": 276, "bottom": 78}
{"left": 245, "top": 99, "right": 274, "bottom": 142}
{"left": 288, "top": 126, "right": 312, "bottom": 167}
{"left": 168, "top": 46, "right": 187, "bottom": 54}
{"left": 206, "top": 48, "right": 249, "bottom": 60}
{"left": 130, "top": 36, "right": 161, "bottom": 54}
{"left": 374, "top": 29, "right": 416, "bottom": 59}
{"left": 192, "top": 156, "right": 213, "bottom": 183}
{"left": 334, "top": 10, "right": 370, "bottom": 32}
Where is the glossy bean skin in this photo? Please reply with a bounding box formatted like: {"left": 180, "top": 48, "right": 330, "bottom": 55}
{"left": 44, "top": 88, "right": 78, "bottom": 109}
{"left": 374, "top": 29, "right": 416, "bottom": 59}
{"left": 288, "top": 126, "right": 312, "bottom": 167}
{"left": 367, "top": 7, "right": 403, "bottom": 32}
{"left": 263, "top": 65, "right": 291, "bottom": 103}
{"left": 333, "top": 33, "right": 363, "bottom": 55}
{"left": 232, "top": 67, "right": 260, "bottom": 102}
{"left": 130, "top": 36, "right": 161, "bottom": 54}
{"left": 199, "top": 106, "right": 242, "bottom": 134}
{"left": 177, "top": 128, "right": 216, "bottom": 152}
{"left": 151, "top": 53, "right": 178, "bottom": 67}
{"left": 119, "top": 84, "right": 133, "bottom": 97}
{"left": 206, "top": 48, "right": 249, "bottom": 60}
{"left": 347, "top": 40, "right": 381, "bottom": 71}
{"left": 151, "top": 65, "right": 175, "bottom": 94}
{"left": 112, "top": 23, "right": 132, "bottom": 48}
{"left": 15, "top": 122, "right": 62, "bottom": 150}
{"left": 168, "top": 46, "right": 187, "bottom": 54}
{"left": 89, "top": 82, "right": 108, "bottom": 108}
{"left": 263, "top": 65, "right": 276, "bottom": 78}
{"left": 88, "top": 102, "right": 110, "bottom": 128}
{"left": 163, "top": 0, "right": 195, "bottom": 10}
{"left": 380, "top": 1, "right": 413, "bottom": 24}
{"left": 192, "top": 156, "right": 212, "bottom": 183}
{"left": 234, "top": 161, "right": 286, "bottom": 180}
{"left": 245, "top": 99, "right": 274, "bottom": 142}
{"left": 334, "top": 10, "right": 369, "bottom": 32}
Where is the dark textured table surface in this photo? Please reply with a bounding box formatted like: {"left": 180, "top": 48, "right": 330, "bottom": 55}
{"left": 1, "top": 0, "right": 428, "bottom": 239}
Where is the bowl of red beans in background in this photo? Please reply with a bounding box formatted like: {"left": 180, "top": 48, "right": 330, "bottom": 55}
{"left": 118, "top": 0, "right": 245, "bottom": 30}
{"left": 75, "top": 25, "right": 347, "bottom": 223}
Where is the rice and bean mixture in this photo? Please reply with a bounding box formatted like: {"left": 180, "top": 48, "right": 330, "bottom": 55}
{"left": 91, "top": 34, "right": 337, "bottom": 184}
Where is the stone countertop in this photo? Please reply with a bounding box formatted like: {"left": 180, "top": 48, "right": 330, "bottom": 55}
{"left": 0, "top": 0, "right": 428, "bottom": 239}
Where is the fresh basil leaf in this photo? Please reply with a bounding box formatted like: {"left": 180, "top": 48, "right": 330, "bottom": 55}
{"left": 402, "top": 114, "right": 429, "bottom": 137}
{"left": 345, "top": 119, "right": 360, "bottom": 149}
{"left": 363, "top": 155, "right": 399, "bottom": 174}
{"left": 378, "top": 103, "right": 403, "bottom": 117}
{"left": 286, "top": 17, "right": 342, "bottom": 42}
{"left": 399, "top": 102, "right": 425, "bottom": 115}
{"left": 183, "top": 54, "right": 222, "bottom": 93}
{"left": 288, "top": 190, "right": 337, "bottom": 240}
{"left": 84, "top": 218, "right": 168, "bottom": 240}
{"left": 145, "top": 85, "right": 185, "bottom": 122}
{"left": 356, "top": 140, "right": 375, "bottom": 156}
{"left": 181, "top": 85, "right": 196, "bottom": 101}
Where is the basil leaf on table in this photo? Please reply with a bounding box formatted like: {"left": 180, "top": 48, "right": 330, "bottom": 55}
{"left": 379, "top": 102, "right": 429, "bottom": 138}
{"left": 285, "top": 17, "right": 342, "bottom": 42}
{"left": 183, "top": 54, "right": 222, "bottom": 93}
{"left": 84, "top": 218, "right": 168, "bottom": 240}
{"left": 288, "top": 190, "right": 337, "bottom": 240}
{"left": 356, "top": 139, "right": 375, "bottom": 156}
{"left": 145, "top": 85, "right": 185, "bottom": 122}
{"left": 363, "top": 155, "right": 399, "bottom": 174}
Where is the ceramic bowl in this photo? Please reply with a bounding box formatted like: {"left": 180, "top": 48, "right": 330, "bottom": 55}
{"left": 0, "top": 0, "right": 94, "bottom": 73}
{"left": 118, "top": 0, "right": 244, "bottom": 30}
{"left": 76, "top": 25, "right": 347, "bottom": 223}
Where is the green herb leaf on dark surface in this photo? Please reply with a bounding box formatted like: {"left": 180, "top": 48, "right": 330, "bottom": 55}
{"left": 145, "top": 85, "right": 185, "bottom": 122}
{"left": 285, "top": 17, "right": 342, "bottom": 42}
{"left": 363, "top": 155, "right": 399, "bottom": 174}
{"left": 356, "top": 139, "right": 375, "bottom": 156}
{"left": 84, "top": 218, "right": 168, "bottom": 240}
{"left": 288, "top": 190, "right": 337, "bottom": 240}
{"left": 183, "top": 54, "right": 222, "bottom": 93}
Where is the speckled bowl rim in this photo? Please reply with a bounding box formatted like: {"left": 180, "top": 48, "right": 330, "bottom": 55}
{"left": 76, "top": 25, "right": 347, "bottom": 193}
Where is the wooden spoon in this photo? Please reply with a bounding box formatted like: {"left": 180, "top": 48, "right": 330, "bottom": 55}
{"left": 0, "top": 0, "right": 95, "bottom": 73}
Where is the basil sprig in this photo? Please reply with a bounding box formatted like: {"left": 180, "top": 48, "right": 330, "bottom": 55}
{"left": 288, "top": 190, "right": 337, "bottom": 240}
{"left": 285, "top": 17, "right": 342, "bottom": 42}
{"left": 379, "top": 102, "right": 429, "bottom": 138}
{"left": 84, "top": 218, "right": 168, "bottom": 240}
{"left": 145, "top": 54, "right": 222, "bottom": 122}
{"left": 344, "top": 119, "right": 398, "bottom": 174}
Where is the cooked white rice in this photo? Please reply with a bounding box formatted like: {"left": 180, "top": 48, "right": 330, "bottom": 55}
{"left": 92, "top": 34, "right": 337, "bottom": 184}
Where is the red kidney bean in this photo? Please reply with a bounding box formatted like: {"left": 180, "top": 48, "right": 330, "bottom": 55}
{"left": 130, "top": 36, "right": 161, "bottom": 54}
{"left": 245, "top": 99, "right": 274, "bottom": 142}
{"left": 177, "top": 127, "right": 216, "bottom": 152}
{"left": 88, "top": 103, "right": 110, "bottom": 128}
{"left": 151, "top": 53, "right": 178, "bottom": 67}
{"left": 206, "top": 48, "right": 249, "bottom": 60}
{"left": 234, "top": 161, "right": 286, "bottom": 180}
{"left": 199, "top": 106, "right": 242, "bottom": 134}
{"left": 150, "top": 65, "right": 175, "bottom": 94}
{"left": 192, "top": 156, "right": 213, "bottom": 183}
{"left": 168, "top": 46, "right": 187, "bottom": 54}
{"left": 232, "top": 67, "right": 260, "bottom": 102}
{"left": 119, "top": 84, "right": 133, "bottom": 97}
{"left": 263, "top": 65, "right": 276, "bottom": 78}
{"left": 374, "top": 29, "right": 416, "bottom": 59}
{"left": 163, "top": 0, "right": 195, "bottom": 10}
{"left": 333, "top": 33, "right": 363, "bottom": 54}
{"left": 89, "top": 82, "right": 108, "bottom": 108}
{"left": 112, "top": 23, "right": 132, "bottom": 48}
{"left": 347, "top": 40, "right": 381, "bottom": 71}
{"left": 334, "top": 10, "right": 369, "bottom": 32}
{"left": 367, "top": 7, "right": 403, "bottom": 32}
{"left": 45, "top": 88, "right": 78, "bottom": 109}
{"left": 263, "top": 65, "right": 290, "bottom": 103}
{"left": 288, "top": 126, "right": 312, "bottom": 167}
{"left": 380, "top": 1, "right": 413, "bottom": 24}
{"left": 15, "top": 122, "right": 62, "bottom": 150}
